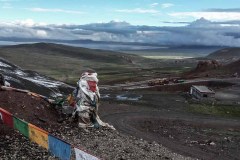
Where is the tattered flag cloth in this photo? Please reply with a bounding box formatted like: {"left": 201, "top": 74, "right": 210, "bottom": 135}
{"left": 67, "top": 94, "right": 76, "bottom": 107}
{"left": 87, "top": 81, "right": 97, "bottom": 92}
{"left": 73, "top": 72, "right": 115, "bottom": 130}
{"left": 0, "top": 108, "right": 13, "bottom": 128}
{"left": 13, "top": 116, "right": 29, "bottom": 138}
{"left": 28, "top": 123, "right": 49, "bottom": 149}
{"left": 74, "top": 148, "right": 99, "bottom": 160}
{"left": 48, "top": 135, "right": 71, "bottom": 160}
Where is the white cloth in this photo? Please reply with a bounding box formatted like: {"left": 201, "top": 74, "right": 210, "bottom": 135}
{"left": 0, "top": 112, "right": 2, "bottom": 121}
{"left": 75, "top": 72, "right": 100, "bottom": 112}
{"left": 4, "top": 81, "right": 10, "bottom": 87}
{"left": 73, "top": 72, "right": 115, "bottom": 130}
{"left": 74, "top": 148, "right": 99, "bottom": 160}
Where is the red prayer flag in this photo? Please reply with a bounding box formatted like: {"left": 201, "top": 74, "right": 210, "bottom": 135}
{"left": 0, "top": 107, "right": 14, "bottom": 128}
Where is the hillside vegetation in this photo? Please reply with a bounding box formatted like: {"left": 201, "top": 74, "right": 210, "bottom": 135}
{"left": 0, "top": 43, "right": 189, "bottom": 84}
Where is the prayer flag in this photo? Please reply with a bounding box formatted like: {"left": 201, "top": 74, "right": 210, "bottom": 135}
{"left": 13, "top": 116, "right": 29, "bottom": 138}
{"left": 74, "top": 147, "right": 99, "bottom": 160}
{"left": 0, "top": 108, "right": 13, "bottom": 128}
{"left": 48, "top": 135, "right": 71, "bottom": 160}
{"left": 28, "top": 123, "right": 48, "bottom": 149}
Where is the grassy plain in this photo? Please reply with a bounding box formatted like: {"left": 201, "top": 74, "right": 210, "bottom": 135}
{"left": 188, "top": 103, "right": 240, "bottom": 118}
{"left": 0, "top": 43, "right": 194, "bottom": 85}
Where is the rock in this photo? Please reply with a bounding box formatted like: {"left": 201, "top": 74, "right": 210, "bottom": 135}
{"left": 196, "top": 60, "right": 222, "bottom": 72}
{"left": 190, "top": 140, "right": 198, "bottom": 144}
{"left": 210, "top": 142, "right": 216, "bottom": 146}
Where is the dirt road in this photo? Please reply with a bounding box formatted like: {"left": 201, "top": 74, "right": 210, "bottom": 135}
{"left": 102, "top": 110, "right": 240, "bottom": 160}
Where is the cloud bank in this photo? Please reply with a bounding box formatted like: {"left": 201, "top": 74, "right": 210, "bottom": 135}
{"left": 26, "top": 8, "right": 85, "bottom": 14}
{"left": 115, "top": 8, "right": 159, "bottom": 14}
{"left": 0, "top": 18, "right": 240, "bottom": 47}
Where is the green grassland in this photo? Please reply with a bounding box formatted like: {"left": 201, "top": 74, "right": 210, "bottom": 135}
{"left": 188, "top": 103, "right": 240, "bottom": 118}
{"left": 0, "top": 43, "right": 194, "bottom": 85}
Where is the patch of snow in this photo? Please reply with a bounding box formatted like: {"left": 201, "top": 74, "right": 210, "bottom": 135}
{"left": 101, "top": 94, "right": 110, "bottom": 99}
{"left": 23, "top": 76, "right": 65, "bottom": 88}
{"left": 116, "top": 94, "right": 142, "bottom": 101}
{"left": 0, "top": 61, "right": 11, "bottom": 68}
{"left": 5, "top": 76, "right": 21, "bottom": 83}
{"left": 50, "top": 92, "right": 63, "bottom": 97}
{"left": 15, "top": 70, "right": 27, "bottom": 76}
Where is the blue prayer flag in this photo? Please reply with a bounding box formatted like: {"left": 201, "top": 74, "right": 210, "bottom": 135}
{"left": 48, "top": 135, "right": 71, "bottom": 160}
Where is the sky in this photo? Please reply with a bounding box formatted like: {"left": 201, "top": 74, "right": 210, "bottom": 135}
{"left": 1, "top": 0, "right": 240, "bottom": 25}
{"left": 0, "top": 0, "right": 240, "bottom": 47}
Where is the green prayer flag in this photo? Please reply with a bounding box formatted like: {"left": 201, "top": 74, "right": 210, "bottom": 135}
{"left": 13, "top": 117, "right": 29, "bottom": 138}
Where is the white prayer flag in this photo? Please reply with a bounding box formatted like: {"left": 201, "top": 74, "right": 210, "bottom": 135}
{"left": 74, "top": 148, "right": 99, "bottom": 160}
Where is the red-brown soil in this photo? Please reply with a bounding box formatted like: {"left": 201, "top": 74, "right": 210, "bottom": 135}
{"left": 1, "top": 88, "right": 240, "bottom": 160}
{"left": 0, "top": 90, "right": 191, "bottom": 160}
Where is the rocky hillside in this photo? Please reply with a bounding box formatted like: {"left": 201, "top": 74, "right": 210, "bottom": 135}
{"left": 207, "top": 48, "right": 240, "bottom": 63}
{"left": 184, "top": 48, "right": 240, "bottom": 78}
{"left": 194, "top": 60, "right": 222, "bottom": 72}
{"left": 225, "top": 59, "right": 240, "bottom": 74}
{"left": 0, "top": 58, "right": 73, "bottom": 97}
{"left": 184, "top": 59, "right": 239, "bottom": 78}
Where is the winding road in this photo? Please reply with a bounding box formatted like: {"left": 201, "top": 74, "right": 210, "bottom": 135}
{"left": 102, "top": 110, "right": 240, "bottom": 160}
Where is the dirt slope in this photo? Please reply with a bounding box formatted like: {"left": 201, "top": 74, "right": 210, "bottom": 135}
{"left": 0, "top": 90, "right": 191, "bottom": 160}
{"left": 226, "top": 59, "right": 240, "bottom": 73}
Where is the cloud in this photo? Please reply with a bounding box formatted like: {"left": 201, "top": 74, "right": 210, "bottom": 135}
{"left": 115, "top": 8, "right": 160, "bottom": 14}
{"left": 169, "top": 12, "right": 240, "bottom": 21}
{"left": 0, "top": 0, "right": 17, "bottom": 1}
{"left": 17, "top": 19, "right": 35, "bottom": 27}
{"left": 36, "top": 30, "right": 47, "bottom": 37}
{"left": 217, "top": 20, "right": 240, "bottom": 25}
{"left": 204, "top": 8, "right": 240, "bottom": 12}
{"left": 0, "top": 19, "right": 77, "bottom": 39}
{"left": 150, "top": 3, "right": 158, "bottom": 7}
{"left": 0, "top": 18, "right": 240, "bottom": 47}
{"left": 27, "top": 8, "right": 85, "bottom": 14}
{"left": 162, "top": 21, "right": 190, "bottom": 24}
{"left": 2, "top": 2, "right": 12, "bottom": 9}
{"left": 161, "top": 3, "right": 174, "bottom": 8}
{"left": 163, "top": 19, "right": 240, "bottom": 26}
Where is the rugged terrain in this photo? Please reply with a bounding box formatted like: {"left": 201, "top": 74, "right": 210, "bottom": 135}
{"left": 0, "top": 90, "right": 193, "bottom": 160}
{"left": 1, "top": 84, "right": 240, "bottom": 160}
{"left": 1, "top": 44, "right": 240, "bottom": 160}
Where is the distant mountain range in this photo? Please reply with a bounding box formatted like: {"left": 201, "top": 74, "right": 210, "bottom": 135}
{"left": 0, "top": 36, "right": 224, "bottom": 51}
{"left": 1, "top": 18, "right": 240, "bottom": 49}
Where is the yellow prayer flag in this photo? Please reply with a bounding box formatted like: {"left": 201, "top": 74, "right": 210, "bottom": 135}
{"left": 28, "top": 123, "right": 49, "bottom": 149}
